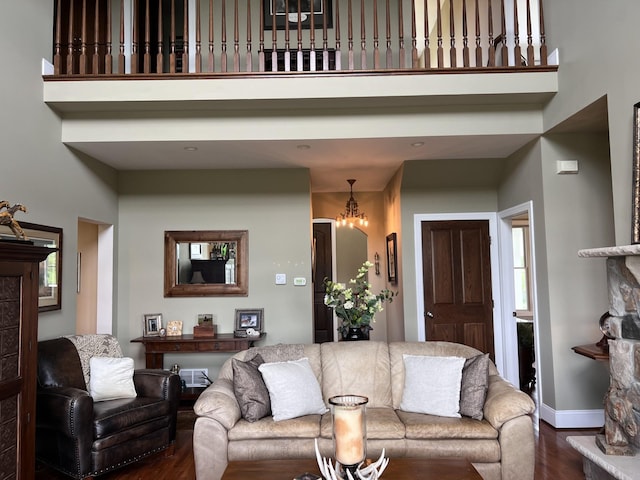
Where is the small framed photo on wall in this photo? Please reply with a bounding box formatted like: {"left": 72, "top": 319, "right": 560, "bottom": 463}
{"left": 143, "top": 313, "right": 163, "bottom": 336}
{"left": 386, "top": 233, "right": 398, "bottom": 284}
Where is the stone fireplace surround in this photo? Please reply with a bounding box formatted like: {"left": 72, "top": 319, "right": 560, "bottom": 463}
{"left": 568, "top": 245, "right": 640, "bottom": 480}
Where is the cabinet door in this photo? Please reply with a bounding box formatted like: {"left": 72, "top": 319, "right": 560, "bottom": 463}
{"left": 0, "top": 262, "right": 37, "bottom": 480}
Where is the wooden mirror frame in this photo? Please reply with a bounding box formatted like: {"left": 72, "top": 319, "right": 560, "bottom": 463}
{"left": 164, "top": 230, "right": 248, "bottom": 297}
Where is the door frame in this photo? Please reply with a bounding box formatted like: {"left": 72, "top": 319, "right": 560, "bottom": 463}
{"left": 498, "top": 201, "right": 541, "bottom": 401}
{"left": 413, "top": 212, "right": 505, "bottom": 375}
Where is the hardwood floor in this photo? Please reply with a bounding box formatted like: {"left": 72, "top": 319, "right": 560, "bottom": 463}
{"left": 35, "top": 420, "right": 595, "bottom": 479}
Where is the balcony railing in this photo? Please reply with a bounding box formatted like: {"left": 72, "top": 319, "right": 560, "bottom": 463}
{"left": 51, "top": 0, "right": 551, "bottom": 77}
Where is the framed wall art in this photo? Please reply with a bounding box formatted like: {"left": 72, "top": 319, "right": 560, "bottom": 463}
{"left": 0, "top": 221, "right": 62, "bottom": 312}
{"left": 263, "top": 0, "right": 333, "bottom": 30}
{"left": 386, "top": 233, "right": 397, "bottom": 284}
{"left": 234, "top": 308, "right": 264, "bottom": 333}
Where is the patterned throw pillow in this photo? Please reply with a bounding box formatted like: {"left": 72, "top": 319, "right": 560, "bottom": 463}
{"left": 232, "top": 354, "right": 271, "bottom": 422}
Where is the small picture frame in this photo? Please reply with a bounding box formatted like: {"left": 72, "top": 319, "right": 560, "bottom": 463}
{"left": 198, "top": 313, "right": 214, "bottom": 325}
{"left": 166, "top": 320, "right": 183, "bottom": 336}
{"left": 143, "top": 313, "right": 163, "bottom": 336}
{"left": 386, "top": 233, "right": 398, "bottom": 284}
{"left": 234, "top": 308, "right": 264, "bottom": 333}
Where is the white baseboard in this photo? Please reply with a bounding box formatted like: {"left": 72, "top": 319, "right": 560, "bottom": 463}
{"left": 538, "top": 403, "right": 604, "bottom": 428}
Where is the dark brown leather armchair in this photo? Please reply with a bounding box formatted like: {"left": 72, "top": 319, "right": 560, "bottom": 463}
{"left": 36, "top": 336, "right": 180, "bottom": 479}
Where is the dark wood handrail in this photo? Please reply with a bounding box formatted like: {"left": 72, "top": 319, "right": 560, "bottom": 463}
{"left": 49, "top": 0, "right": 552, "bottom": 77}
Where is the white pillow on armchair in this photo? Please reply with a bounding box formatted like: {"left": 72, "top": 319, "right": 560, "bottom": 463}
{"left": 89, "top": 356, "right": 137, "bottom": 401}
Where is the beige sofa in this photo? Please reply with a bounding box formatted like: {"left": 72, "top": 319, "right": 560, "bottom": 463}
{"left": 193, "top": 341, "right": 536, "bottom": 480}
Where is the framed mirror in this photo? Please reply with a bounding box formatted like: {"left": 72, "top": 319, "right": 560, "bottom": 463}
{"left": 164, "top": 230, "right": 248, "bottom": 297}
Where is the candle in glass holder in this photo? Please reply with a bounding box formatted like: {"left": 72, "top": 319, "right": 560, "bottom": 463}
{"left": 329, "top": 395, "right": 368, "bottom": 468}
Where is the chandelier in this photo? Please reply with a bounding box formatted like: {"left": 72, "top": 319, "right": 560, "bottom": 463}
{"left": 336, "top": 179, "right": 368, "bottom": 228}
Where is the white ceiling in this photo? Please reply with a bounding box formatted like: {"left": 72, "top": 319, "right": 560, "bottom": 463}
{"left": 68, "top": 133, "right": 539, "bottom": 193}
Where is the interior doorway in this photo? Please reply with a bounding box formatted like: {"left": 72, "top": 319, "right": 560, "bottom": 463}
{"left": 76, "top": 219, "right": 114, "bottom": 335}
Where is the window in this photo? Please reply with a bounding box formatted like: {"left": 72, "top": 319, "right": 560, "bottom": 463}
{"left": 512, "top": 221, "right": 532, "bottom": 318}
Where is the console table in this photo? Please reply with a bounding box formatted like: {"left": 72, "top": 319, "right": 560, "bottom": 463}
{"left": 131, "top": 333, "right": 265, "bottom": 369}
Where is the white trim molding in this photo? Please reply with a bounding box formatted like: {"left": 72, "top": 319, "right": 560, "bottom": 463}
{"left": 539, "top": 403, "right": 604, "bottom": 429}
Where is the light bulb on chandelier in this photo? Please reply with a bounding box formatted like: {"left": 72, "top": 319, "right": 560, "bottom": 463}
{"left": 336, "top": 179, "right": 368, "bottom": 228}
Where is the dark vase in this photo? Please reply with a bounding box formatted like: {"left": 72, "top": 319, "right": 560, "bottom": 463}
{"left": 342, "top": 326, "right": 370, "bottom": 341}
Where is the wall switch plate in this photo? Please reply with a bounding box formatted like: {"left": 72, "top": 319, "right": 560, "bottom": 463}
{"left": 275, "top": 273, "right": 287, "bottom": 285}
{"left": 293, "top": 277, "right": 306, "bottom": 286}
{"left": 556, "top": 160, "right": 579, "bottom": 174}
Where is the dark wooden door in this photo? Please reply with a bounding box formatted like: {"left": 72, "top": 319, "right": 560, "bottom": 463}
{"left": 312, "top": 222, "right": 334, "bottom": 343}
{"left": 421, "top": 220, "right": 494, "bottom": 359}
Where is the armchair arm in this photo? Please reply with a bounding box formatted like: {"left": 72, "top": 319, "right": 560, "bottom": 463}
{"left": 36, "top": 386, "right": 94, "bottom": 437}
{"left": 133, "top": 369, "right": 179, "bottom": 399}
{"left": 193, "top": 377, "right": 241, "bottom": 430}
{"left": 483, "top": 375, "right": 535, "bottom": 430}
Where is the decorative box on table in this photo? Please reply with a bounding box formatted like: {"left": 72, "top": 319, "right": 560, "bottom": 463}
{"left": 193, "top": 324, "right": 217, "bottom": 337}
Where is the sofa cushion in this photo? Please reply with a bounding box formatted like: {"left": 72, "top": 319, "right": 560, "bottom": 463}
{"left": 321, "top": 342, "right": 392, "bottom": 408}
{"left": 460, "top": 353, "right": 490, "bottom": 420}
{"left": 397, "top": 410, "right": 498, "bottom": 440}
{"left": 228, "top": 414, "right": 321, "bottom": 440}
{"left": 320, "top": 408, "right": 406, "bottom": 440}
{"left": 232, "top": 354, "right": 271, "bottom": 422}
{"left": 258, "top": 358, "right": 328, "bottom": 421}
{"left": 399, "top": 355, "right": 465, "bottom": 418}
{"left": 89, "top": 356, "right": 137, "bottom": 401}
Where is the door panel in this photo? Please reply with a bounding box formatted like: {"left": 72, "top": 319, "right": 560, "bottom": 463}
{"left": 312, "top": 223, "right": 333, "bottom": 343}
{"left": 422, "top": 220, "right": 494, "bottom": 359}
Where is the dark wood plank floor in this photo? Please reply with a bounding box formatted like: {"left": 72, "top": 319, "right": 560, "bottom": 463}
{"left": 36, "top": 419, "right": 595, "bottom": 479}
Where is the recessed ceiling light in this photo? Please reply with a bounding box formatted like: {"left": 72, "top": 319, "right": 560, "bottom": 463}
{"left": 296, "top": 144, "right": 311, "bottom": 150}
{"left": 411, "top": 142, "right": 424, "bottom": 147}
{"left": 184, "top": 146, "right": 198, "bottom": 151}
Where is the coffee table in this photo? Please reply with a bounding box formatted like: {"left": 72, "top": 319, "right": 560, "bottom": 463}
{"left": 222, "top": 457, "right": 482, "bottom": 479}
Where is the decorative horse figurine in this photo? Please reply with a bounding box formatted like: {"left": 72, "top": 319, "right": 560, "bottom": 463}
{"left": 0, "top": 201, "right": 28, "bottom": 240}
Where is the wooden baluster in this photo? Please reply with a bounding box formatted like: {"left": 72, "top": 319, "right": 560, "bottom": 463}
{"left": 322, "top": 0, "right": 329, "bottom": 70}
{"left": 500, "top": 0, "right": 508, "bottom": 66}
{"left": 474, "top": 0, "right": 481, "bottom": 67}
{"left": 360, "top": 0, "right": 366, "bottom": 69}
{"left": 182, "top": 0, "right": 189, "bottom": 72}
{"left": 246, "top": 0, "right": 253, "bottom": 72}
{"left": 54, "top": 0, "right": 62, "bottom": 74}
{"left": 209, "top": 0, "right": 215, "bottom": 72}
{"left": 119, "top": 0, "right": 125, "bottom": 73}
{"left": 385, "top": 0, "right": 391, "bottom": 68}
{"left": 131, "top": 0, "right": 138, "bottom": 73}
{"left": 233, "top": 0, "right": 240, "bottom": 71}
{"left": 398, "top": 0, "right": 404, "bottom": 68}
{"left": 67, "top": 0, "right": 75, "bottom": 74}
{"left": 144, "top": 0, "right": 151, "bottom": 73}
{"left": 271, "top": 0, "right": 278, "bottom": 71}
{"left": 513, "top": 0, "right": 521, "bottom": 66}
{"left": 526, "top": 0, "right": 534, "bottom": 66}
{"left": 487, "top": 0, "right": 495, "bottom": 67}
{"left": 334, "top": 0, "right": 341, "bottom": 70}
{"left": 373, "top": 0, "right": 379, "bottom": 69}
{"left": 284, "top": 0, "right": 290, "bottom": 71}
{"left": 539, "top": 0, "right": 547, "bottom": 65}
{"left": 195, "top": 0, "right": 202, "bottom": 72}
{"left": 259, "top": 0, "right": 265, "bottom": 71}
{"left": 448, "top": 0, "right": 455, "bottom": 68}
{"left": 80, "top": 0, "right": 88, "bottom": 74}
{"left": 170, "top": 0, "right": 176, "bottom": 72}
{"left": 347, "top": 0, "right": 354, "bottom": 70}
{"left": 297, "top": 0, "right": 303, "bottom": 71}
{"left": 462, "top": 0, "right": 469, "bottom": 67}
{"left": 105, "top": 0, "right": 113, "bottom": 73}
{"left": 157, "top": 0, "right": 164, "bottom": 73}
{"left": 221, "top": 0, "right": 228, "bottom": 72}
{"left": 423, "top": 0, "right": 430, "bottom": 69}
{"left": 309, "top": 0, "right": 316, "bottom": 71}
{"left": 436, "top": 0, "right": 443, "bottom": 67}
{"left": 93, "top": 0, "right": 101, "bottom": 74}
{"left": 410, "top": 0, "right": 418, "bottom": 68}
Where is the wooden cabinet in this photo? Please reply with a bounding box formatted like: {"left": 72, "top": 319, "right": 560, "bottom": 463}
{"left": 0, "top": 243, "right": 51, "bottom": 480}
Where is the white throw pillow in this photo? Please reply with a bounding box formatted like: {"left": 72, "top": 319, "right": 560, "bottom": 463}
{"left": 89, "top": 356, "right": 137, "bottom": 401}
{"left": 399, "top": 354, "right": 465, "bottom": 418}
{"left": 258, "top": 357, "right": 328, "bottom": 421}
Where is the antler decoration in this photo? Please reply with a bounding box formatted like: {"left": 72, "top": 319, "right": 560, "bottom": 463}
{"left": 314, "top": 440, "right": 389, "bottom": 480}
{"left": 0, "top": 201, "right": 28, "bottom": 240}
